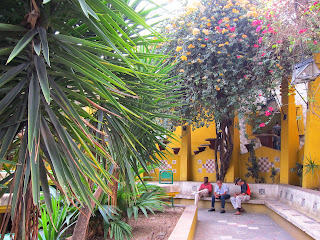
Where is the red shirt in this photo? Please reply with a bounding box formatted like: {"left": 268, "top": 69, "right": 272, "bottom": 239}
{"left": 199, "top": 183, "right": 213, "bottom": 193}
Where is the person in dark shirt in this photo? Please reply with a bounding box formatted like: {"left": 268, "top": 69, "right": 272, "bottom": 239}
{"left": 230, "top": 178, "right": 251, "bottom": 215}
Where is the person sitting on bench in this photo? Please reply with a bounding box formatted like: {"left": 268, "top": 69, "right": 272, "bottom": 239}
{"left": 230, "top": 178, "right": 251, "bottom": 215}
{"left": 191, "top": 176, "right": 212, "bottom": 205}
{"left": 208, "top": 179, "right": 230, "bottom": 213}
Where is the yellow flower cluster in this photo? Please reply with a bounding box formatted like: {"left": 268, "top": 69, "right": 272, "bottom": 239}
{"left": 223, "top": 17, "right": 230, "bottom": 22}
{"left": 223, "top": 2, "right": 234, "bottom": 9}
{"left": 218, "top": 44, "right": 224, "bottom": 47}
{"left": 201, "top": 44, "right": 206, "bottom": 47}
{"left": 181, "top": 55, "right": 187, "bottom": 61}
{"left": 200, "top": 17, "right": 207, "bottom": 20}
{"left": 221, "top": 28, "right": 228, "bottom": 34}
{"left": 232, "top": 8, "right": 240, "bottom": 13}
{"left": 242, "top": 34, "right": 247, "bottom": 38}
{"left": 247, "top": 10, "right": 258, "bottom": 17}
{"left": 192, "top": 28, "right": 200, "bottom": 35}
{"left": 188, "top": 44, "right": 195, "bottom": 49}
{"left": 202, "top": 29, "right": 209, "bottom": 35}
{"left": 233, "top": 18, "right": 238, "bottom": 21}
{"left": 187, "top": 52, "right": 191, "bottom": 55}
{"left": 176, "top": 46, "right": 183, "bottom": 52}
{"left": 207, "top": 23, "right": 211, "bottom": 27}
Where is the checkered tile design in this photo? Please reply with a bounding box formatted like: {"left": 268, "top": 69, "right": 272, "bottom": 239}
{"left": 202, "top": 159, "right": 215, "bottom": 173}
{"left": 159, "top": 160, "right": 172, "bottom": 170}
{"left": 258, "top": 157, "right": 275, "bottom": 172}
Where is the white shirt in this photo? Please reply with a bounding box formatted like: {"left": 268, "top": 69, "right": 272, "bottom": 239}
{"left": 214, "top": 184, "right": 229, "bottom": 195}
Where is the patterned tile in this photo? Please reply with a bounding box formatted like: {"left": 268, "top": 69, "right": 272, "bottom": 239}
{"left": 218, "top": 220, "right": 227, "bottom": 223}
{"left": 172, "top": 160, "right": 177, "bottom": 164}
{"left": 198, "top": 159, "right": 202, "bottom": 164}
{"left": 227, "top": 222, "right": 237, "bottom": 225}
{"left": 159, "top": 160, "right": 172, "bottom": 170}
{"left": 274, "top": 156, "right": 280, "bottom": 162}
{"left": 301, "top": 198, "right": 305, "bottom": 207}
{"left": 238, "top": 224, "right": 248, "bottom": 228}
{"left": 203, "top": 159, "right": 215, "bottom": 173}
{"left": 258, "top": 157, "right": 271, "bottom": 172}
{"left": 172, "top": 169, "right": 177, "bottom": 173}
{"left": 198, "top": 168, "right": 202, "bottom": 173}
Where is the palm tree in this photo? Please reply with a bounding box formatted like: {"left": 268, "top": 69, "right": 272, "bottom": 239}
{"left": 0, "top": 0, "right": 175, "bottom": 238}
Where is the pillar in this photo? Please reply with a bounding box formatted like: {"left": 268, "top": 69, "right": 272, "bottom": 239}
{"left": 225, "top": 117, "right": 240, "bottom": 183}
{"left": 280, "top": 79, "right": 300, "bottom": 185}
{"left": 180, "top": 125, "right": 191, "bottom": 181}
{"left": 302, "top": 54, "right": 320, "bottom": 189}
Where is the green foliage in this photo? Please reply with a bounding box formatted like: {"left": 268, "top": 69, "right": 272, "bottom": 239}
{"left": 270, "top": 167, "right": 278, "bottom": 184}
{"left": 290, "top": 162, "right": 304, "bottom": 186}
{"left": 0, "top": 0, "right": 177, "bottom": 237}
{"left": 245, "top": 142, "right": 264, "bottom": 183}
{"left": 38, "top": 187, "right": 79, "bottom": 240}
{"left": 160, "top": 0, "right": 293, "bottom": 127}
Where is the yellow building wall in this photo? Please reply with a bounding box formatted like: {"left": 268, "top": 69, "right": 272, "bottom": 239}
{"left": 302, "top": 54, "right": 320, "bottom": 189}
{"left": 190, "top": 123, "right": 216, "bottom": 153}
{"left": 239, "top": 146, "right": 281, "bottom": 184}
{"left": 148, "top": 127, "right": 182, "bottom": 181}
{"left": 190, "top": 149, "right": 218, "bottom": 182}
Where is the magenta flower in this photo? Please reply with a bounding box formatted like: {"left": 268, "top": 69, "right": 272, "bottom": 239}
{"left": 261, "top": 53, "right": 265, "bottom": 57}
{"left": 252, "top": 20, "right": 262, "bottom": 26}
{"left": 229, "top": 27, "right": 235, "bottom": 32}
{"left": 205, "top": 38, "right": 209, "bottom": 41}
{"left": 314, "top": 40, "right": 317, "bottom": 45}
{"left": 269, "top": 107, "right": 274, "bottom": 112}
{"left": 237, "top": 55, "right": 241, "bottom": 58}
{"left": 258, "top": 37, "right": 263, "bottom": 44}
{"left": 218, "top": 20, "right": 223, "bottom": 24}
{"left": 253, "top": 44, "right": 259, "bottom": 48}
{"left": 269, "top": 70, "right": 273, "bottom": 73}
{"left": 259, "top": 123, "right": 266, "bottom": 127}
{"left": 265, "top": 111, "right": 271, "bottom": 116}
{"left": 299, "top": 29, "right": 308, "bottom": 34}
{"left": 262, "top": 30, "right": 267, "bottom": 34}
{"left": 256, "top": 25, "right": 262, "bottom": 32}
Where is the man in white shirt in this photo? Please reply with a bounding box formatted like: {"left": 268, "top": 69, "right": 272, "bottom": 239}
{"left": 208, "top": 180, "right": 230, "bottom": 213}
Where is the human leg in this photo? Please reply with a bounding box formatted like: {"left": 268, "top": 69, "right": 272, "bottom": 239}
{"left": 194, "top": 189, "right": 209, "bottom": 205}
{"left": 220, "top": 194, "right": 230, "bottom": 209}
{"left": 234, "top": 195, "right": 250, "bottom": 215}
{"left": 230, "top": 196, "right": 238, "bottom": 209}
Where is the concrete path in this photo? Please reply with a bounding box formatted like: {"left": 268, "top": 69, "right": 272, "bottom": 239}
{"left": 194, "top": 208, "right": 295, "bottom": 240}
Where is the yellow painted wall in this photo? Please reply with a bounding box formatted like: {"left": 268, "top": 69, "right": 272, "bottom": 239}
{"left": 190, "top": 123, "right": 216, "bottom": 153}
{"left": 148, "top": 127, "right": 182, "bottom": 181}
{"left": 302, "top": 54, "right": 320, "bottom": 189}
{"left": 239, "top": 146, "right": 281, "bottom": 184}
{"left": 190, "top": 149, "right": 218, "bottom": 182}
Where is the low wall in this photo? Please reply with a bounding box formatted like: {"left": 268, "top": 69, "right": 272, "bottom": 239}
{"left": 168, "top": 205, "right": 197, "bottom": 240}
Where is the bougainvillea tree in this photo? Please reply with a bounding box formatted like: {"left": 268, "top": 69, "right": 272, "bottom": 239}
{"left": 161, "top": 0, "right": 293, "bottom": 181}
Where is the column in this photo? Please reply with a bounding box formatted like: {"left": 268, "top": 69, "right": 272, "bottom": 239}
{"left": 302, "top": 54, "right": 320, "bottom": 189}
{"left": 180, "top": 125, "right": 191, "bottom": 181}
{"left": 280, "top": 79, "right": 300, "bottom": 185}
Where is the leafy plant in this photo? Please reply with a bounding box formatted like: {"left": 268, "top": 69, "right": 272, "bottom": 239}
{"left": 0, "top": 0, "right": 177, "bottom": 238}
{"left": 245, "top": 143, "right": 262, "bottom": 183}
{"left": 290, "top": 162, "right": 304, "bottom": 187}
{"left": 303, "top": 155, "right": 320, "bottom": 190}
{"left": 38, "top": 187, "right": 79, "bottom": 240}
{"left": 270, "top": 167, "right": 278, "bottom": 184}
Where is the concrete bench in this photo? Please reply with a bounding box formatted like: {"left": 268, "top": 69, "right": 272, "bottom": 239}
{"left": 175, "top": 194, "right": 265, "bottom": 205}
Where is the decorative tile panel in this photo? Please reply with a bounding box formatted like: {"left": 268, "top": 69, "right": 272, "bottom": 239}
{"left": 172, "top": 160, "right": 177, "bottom": 164}
{"left": 198, "top": 159, "right": 202, "bottom": 164}
{"left": 274, "top": 157, "right": 280, "bottom": 162}
{"left": 202, "top": 159, "right": 215, "bottom": 173}
{"left": 259, "top": 189, "right": 265, "bottom": 195}
{"left": 258, "top": 157, "right": 272, "bottom": 172}
{"left": 198, "top": 168, "right": 202, "bottom": 173}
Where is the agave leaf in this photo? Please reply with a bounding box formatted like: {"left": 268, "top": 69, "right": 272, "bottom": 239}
{"left": 34, "top": 56, "right": 50, "bottom": 104}
{"left": 0, "top": 62, "right": 29, "bottom": 88}
{"left": 0, "top": 23, "right": 26, "bottom": 32}
{"left": 37, "top": 27, "right": 50, "bottom": 66}
{"left": 6, "top": 28, "right": 38, "bottom": 64}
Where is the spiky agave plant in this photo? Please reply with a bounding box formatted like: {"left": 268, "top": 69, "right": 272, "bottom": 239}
{"left": 0, "top": 0, "right": 177, "bottom": 238}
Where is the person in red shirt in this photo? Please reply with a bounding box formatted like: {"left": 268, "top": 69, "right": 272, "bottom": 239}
{"left": 192, "top": 177, "right": 213, "bottom": 205}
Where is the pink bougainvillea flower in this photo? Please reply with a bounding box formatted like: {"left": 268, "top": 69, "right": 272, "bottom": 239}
{"left": 252, "top": 20, "right": 262, "bottom": 26}
{"left": 216, "top": 26, "right": 221, "bottom": 30}
{"left": 265, "top": 111, "right": 271, "bottom": 116}
{"left": 256, "top": 25, "right": 262, "bottom": 32}
{"left": 259, "top": 62, "right": 262, "bottom": 65}
{"left": 269, "top": 107, "right": 274, "bottom": 112}
{"left": 262, "top": 30, "right": 267, "bottom": 34}
{"left": 244, "top": 75, "right": 247, "bottom": 78}
{"left": 229, "top": 27, "right": 235, "bottom": 32}
{"left": 259, "top": 94, "right": 262, "bottom": 97}
{"left": 261, "top": 53, "right": 265, "bottom": 57}
{"left": 314, "top": 40, "right": 318, "bottom": 45}
{"left": 205, "top": 38, "right": 209, "bottom": 41}
{"left": 258, "top": 37, "right": 263, "bottom": 44}
{"left": 253, "top": 44, "right": 259, "bottom": 48}
{"left": 299, "top": 29, "right": 308, "bottom": 34}
{"left": 237, "top": 55, "right": 241, "bottom": 58}
{"left": 269, "top": 28, "right": 275, "bottom": 34}
{"left": 259, "top": 123, "right": 266, "bottom": 127}
{"left": 218, "top": 20, "right": 223, "bottom": 24}
{"left": 314, "top": 2, "right": 318, "bottom": 5}
{"left": 269, "top": 70, "right": 273, "bottom": 73}
{"left": 276, "top": 40, "right": 282, "bottom": 43}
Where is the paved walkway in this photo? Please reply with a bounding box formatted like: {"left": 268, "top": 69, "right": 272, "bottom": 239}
{"left": 194, "top": 208, "right": 295, "bottom": 240}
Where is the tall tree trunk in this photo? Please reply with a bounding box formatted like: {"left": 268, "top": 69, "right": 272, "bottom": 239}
{"left": 71, "top": 186, "right": 104, "bottom": 240}
{"left": 214, "top": 118, "right": 233, "bottom": 182}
